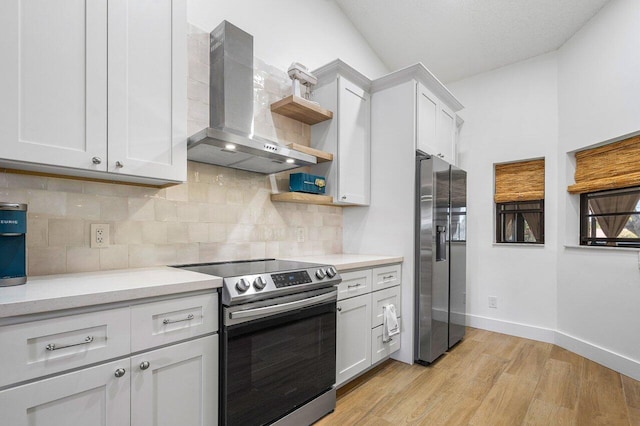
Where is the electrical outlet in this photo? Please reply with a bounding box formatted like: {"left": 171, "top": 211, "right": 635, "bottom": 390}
{"left": 90, "top": 224, "right": 110, "bottom": 248}
{"left": 488, "top": 296, "right": 498, "bottom": 309}
{"left": 296, "top": 227, "right": 305, "bottom": 243}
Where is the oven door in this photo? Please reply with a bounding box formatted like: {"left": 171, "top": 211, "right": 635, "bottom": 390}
{"left": 221, "top": 288, "right": 337, "bottom": 426}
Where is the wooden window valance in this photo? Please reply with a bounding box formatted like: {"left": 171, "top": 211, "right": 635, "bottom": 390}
{"left": 567, "top": 135, "right": 640, "bottom": 194}
{"left": 494, "top": 159, "right": 545, "bottom": 203}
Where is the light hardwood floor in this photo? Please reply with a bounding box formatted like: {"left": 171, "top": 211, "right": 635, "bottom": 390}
{"left": 316, "top": 328, "right": 640, "bottom": 425}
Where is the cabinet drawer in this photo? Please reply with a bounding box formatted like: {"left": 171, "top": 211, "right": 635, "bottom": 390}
{"left": 131, "top": 292, "right": 218, "bottom": 352}
{"left": 371, "top": 286, "right": 402, "bottom": 328}
{"left": 371, "top": 319, "right": 401, "bottom": 365}
{"left": 0, "top": 307, "right": 130, "bottom": 388}
{"left": 372, "top": 264, "right": 402, "bottom": 291}
{"left": 337, "top": 269, "right": 372, "bottom": 301}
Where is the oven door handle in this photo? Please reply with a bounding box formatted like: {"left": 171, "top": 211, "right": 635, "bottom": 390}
{"left": 230, "top": 291, "right": 336, "bottom": 321}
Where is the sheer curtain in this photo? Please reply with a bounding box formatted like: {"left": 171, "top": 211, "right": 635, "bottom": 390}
{"left": 590, "top": 193, "right": 640, "bottom": 244}
{"left": 522, "top": 212, "right": 542, "bottom": 242}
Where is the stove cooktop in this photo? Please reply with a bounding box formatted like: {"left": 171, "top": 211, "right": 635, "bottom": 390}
{"left": 173, "top": 259, "right": 341, "bottom": 306}
{"left": 175, "top": 259, "right": 325, "bottom": 278}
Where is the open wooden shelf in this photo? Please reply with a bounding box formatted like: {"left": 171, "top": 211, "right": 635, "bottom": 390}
{"left": 270, "top": 192, "right": 335, "bottom": 205}
{"left": 270, "top": 95, "right": 333, "bottom": 125}
{"left": 287, "top": 143, "right": 333, "bottom": 163}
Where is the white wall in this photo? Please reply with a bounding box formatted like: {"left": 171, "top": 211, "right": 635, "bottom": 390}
{"left": 556, "top": 0, "right": 640, "bottom": 377}
{"left": 187, "top": 0, "right": 389, "bottom": 79}
{"left": 448, "top": 52, "right": 559, "bottom": 340}
{"left": 449, "top": 0, "right": 640, "bottom": 379}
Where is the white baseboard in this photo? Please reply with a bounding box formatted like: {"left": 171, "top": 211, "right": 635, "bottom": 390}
{"left": 466, "top": 313, "right": 556, "bottom": 343}
{"left": 555, "top": 331, "right": 640, "bottom": 381}
{"left": 466, "top": 314, "right": 640, "bottom": 381}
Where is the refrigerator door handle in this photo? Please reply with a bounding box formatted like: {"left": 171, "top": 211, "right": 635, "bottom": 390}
{"left": 436, "top": 225, "right": 447, "bottom": 261}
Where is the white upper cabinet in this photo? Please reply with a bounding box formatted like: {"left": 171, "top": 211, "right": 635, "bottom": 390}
{"left": 0, "top": 0, "right": 108, "bottom": 171}
{"left": 417, "top": 84, "right": 438, "bottom": 157}
{"left": 371, "top": 65, "right": 463, "bottom": 167}
{"left": 0, "top": 0, "right": 186, "bottom": 184}
{"left": 311, "top": 60, "right": 371, "bottom": 206}
{"left": 417, "top": 82, "right": 456, "bottom": 164}
{"left": 337, "top": 77, "right": 371, "bottom": 205}
{"left": 108, "top": 0, "right": 186, "bottom": 182}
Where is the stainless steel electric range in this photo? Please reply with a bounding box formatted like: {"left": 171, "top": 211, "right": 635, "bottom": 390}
{"left": 174, "top": 259, "right": 342, "bottom": 426}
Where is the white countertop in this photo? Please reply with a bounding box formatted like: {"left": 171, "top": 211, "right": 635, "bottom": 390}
{"left": 281, "top": 254, "right": 403, "bottom": 271}
{"left": 0, "top": 267, "right": 222, "bottom": 319}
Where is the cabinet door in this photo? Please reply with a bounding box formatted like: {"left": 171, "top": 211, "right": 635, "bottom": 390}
{"left": 108, "top": 0, "right": 186, "bottom": 182}
{"left": 337, "top": 77, "right": 370, "bottom": 205}
{"left": 436, "top": 103, "right": 456, "bottom": 164}
{"left": 416, "top": 83, "right": 438, "bottom": 156}
{"left": 0, "top": 0, "right": 107, "bottom": 171}
{"left": 131, "top": 335, "right": 218, "bottom": 426}
{"left": 0, "top": 359, "right": 130, "bottom": 426}
{"left": 336, "top": 293, "right": 371, "bottom": 385}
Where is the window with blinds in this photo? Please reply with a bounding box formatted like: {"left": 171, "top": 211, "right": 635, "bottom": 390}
{"left": 494, "top": 159, "right": 545, "bottom": 244}
{"left": 569, "top": 135, "right": 640, "bottom": 247}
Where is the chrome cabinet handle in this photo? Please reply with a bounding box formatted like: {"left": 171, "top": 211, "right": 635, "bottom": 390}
{"left": 114, "top": 368, "right": 126, "bottom": 378}
{"left": 140, "top": 361, "right": 150, "bottom": 370}
{"left": 163, "top": 314, "right": 194, "bottom": 325}
{"left": 347, "top": 283, "right": 362, "bottom": 289}
{"left": 45, "top": 336, "right": 94, "bottom": 351}
{"left": 337, "top": 307, "right": 342, "bottom": 312}
{"left": 115, "top": 161, "right": 124, "bottom": 168}
{"left": 382, "top": 275, "right": 394, "bottom": 281}
{"left": 92, "top": 156, "right": 102, "bottom": 165}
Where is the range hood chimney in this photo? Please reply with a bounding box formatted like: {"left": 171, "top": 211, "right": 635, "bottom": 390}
{"left": 187, "top": 21, "right": 316, "bottom": 174}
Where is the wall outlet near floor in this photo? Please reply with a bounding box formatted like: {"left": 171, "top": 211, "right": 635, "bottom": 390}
{"left": 488, "top": 296, "right": 498, "bottom": 309}
{"left": 90, "top": 224, "right": 110, "bottom": 248}
{"left": 296, "top": 227, "right": 305, "bottom": 243}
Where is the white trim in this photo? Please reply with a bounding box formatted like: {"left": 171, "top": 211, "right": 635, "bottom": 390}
{"left": 465, "top": 313, "right": 556, "bottom": 343}
{"left": 563, "top": 244, "right": 640, "bottom": 253}
{"left": 555, "top": 331, "right": 640, "bottom": 381}
{"left": 371, "top": 63, "right": 463, "bottom": 111}
{"left": 466, "top": 314, "right": 640, "bottom": 381}
{"left": 492, "top": 243, "right": 546, "bottom": 248}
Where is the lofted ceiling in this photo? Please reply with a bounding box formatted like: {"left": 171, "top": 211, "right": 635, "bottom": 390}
{"left": 334, "top": 0, "right": 611, "bottom": 83}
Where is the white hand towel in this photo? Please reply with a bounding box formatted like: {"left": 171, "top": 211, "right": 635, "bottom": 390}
{"left": 383, "top": 304, "right": 399, "bottom": 342}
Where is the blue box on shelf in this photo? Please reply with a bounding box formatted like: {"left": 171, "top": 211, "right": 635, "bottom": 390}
{"left": 289, "top": 173, "right": 326, "bottom": 194}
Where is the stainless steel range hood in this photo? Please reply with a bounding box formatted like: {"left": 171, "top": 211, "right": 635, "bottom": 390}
{"left": 187, "top": 21, "right": 316, "bottom": 174}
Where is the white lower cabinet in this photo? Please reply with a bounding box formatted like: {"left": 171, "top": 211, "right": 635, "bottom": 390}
{"left": 336, "top": 294, "right": 372, "bottom": 385}
{"left": 335, "top": 264, "right": 402, "bottom": 387}
{"left": 131, "top": 335, "right": 218, "bottom": 426}
{"left": 0, "top": 359, "right": 130, "bottom": 426}
{"left": 0, "top": 292, "right": 218, "bottom": 426}
{"left": 371, "top": 319, "right": 402, "bottom": 364}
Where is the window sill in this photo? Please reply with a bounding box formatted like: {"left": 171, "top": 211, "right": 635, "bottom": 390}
{"left": 563, "top": 244, "right": 640, "bottom": 253}
{"left": 492, "top": 243, "right": 545, "bottom": 248}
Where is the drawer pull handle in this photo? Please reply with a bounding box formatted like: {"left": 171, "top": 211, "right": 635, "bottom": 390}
{"left": 45, "top": 336, "right": 94, "bottom": 351}
{"left": 347, "top": 284, "right": 362, "bottom": 289}
{"left": 163, "top": 314, "right": 195, "bottom": 325}
{"left": 140, "top": 361, "right": 150, "bottom": 370}
{"left": 382, "top": 275, "right": 394, "bottom": 281}
{"left": 337, "top": 307, "right": 342, "bottom": 312}
{"left": 114, "top": 368, "right": 126, "bottom": 378}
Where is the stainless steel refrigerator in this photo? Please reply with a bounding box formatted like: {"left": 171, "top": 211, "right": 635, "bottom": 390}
{"left": 414, "top": 152, "right": 467, "bottom": 364}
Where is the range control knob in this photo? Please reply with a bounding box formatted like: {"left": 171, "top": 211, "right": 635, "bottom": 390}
{"left": 235, "top": 278, "right": 250, "bottom": 293}
{"left": 315, "top": 269, "right": 326, "bottom": 280}
{"left": 253, "top": 276, "right": 267, "bottom": 290}
{"left": 326, "top": 266, "right": 337, "bottom": 278}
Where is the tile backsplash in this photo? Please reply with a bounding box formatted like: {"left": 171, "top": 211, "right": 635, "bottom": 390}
{"left": 1, "top": 25, "right": 342, "bottom": 276}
